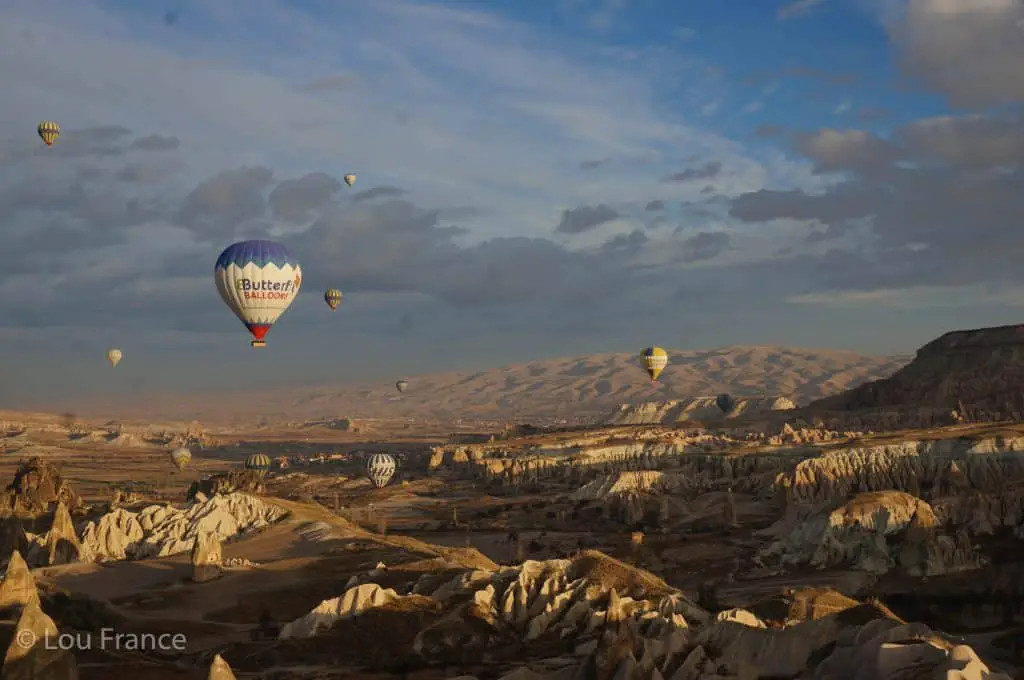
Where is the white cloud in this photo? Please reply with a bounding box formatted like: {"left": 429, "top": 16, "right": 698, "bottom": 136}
{"left": 0, "top": 0, "right": 790, "bottom": 244}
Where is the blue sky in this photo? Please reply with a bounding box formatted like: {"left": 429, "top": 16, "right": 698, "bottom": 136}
{"left": 1, "top": 0, "right": 1023, "bottom": 405}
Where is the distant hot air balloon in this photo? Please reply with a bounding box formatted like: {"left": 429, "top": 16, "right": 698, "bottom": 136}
{"left": 395, "top": 379, "right": 408, "bottom": 394}
{"left": 214, "top": 240, "right": 302, "bottom": 348}
{"left": 640, "top": 346, "right": 668, "bottom": 383}
{"left": 366, "top": 453, "right": 396, "bottom": 488}
{"left": 716, "top": 393, "right": 736, "bottom": 414}
{"left": 170, "top": 447, "right": 192, "bottom": 471}
{"left": 37, "top": 121, "right": 60, "bottom": 146}
{"left": 107, "top": 348, "right": 122, "bottom": 368}
{"left": 324, "top": 288, "right": 343, "bottom": 311}
{"left": 343, "top": 174, "right": 356, "bottom": 187}
{"left": 245, "top": 453, "right": 271, "bottom": 478}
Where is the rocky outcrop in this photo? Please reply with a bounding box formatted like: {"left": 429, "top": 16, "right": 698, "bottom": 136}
{"left": 207, "top": 654, "right": 236, "bottom": 680}
{"left": 2, "top": 601, "right": 78, "bottom": 680}
{"left": 2, "top": 458, "right": 78, "bottom": 514}
{"left": 191, "top": 531, "right": 222, "bottom": 583}
{"left": 0, "top": 551, "right": 39, "bottom": 611}
{"left": 187, "top": 470, "right": 265, "bottom": 499}
{"left": 759, "top": 491, "right": 986, "bottom": 576}
{"left": 279, "top": 583, "right": 404, "bottom": 639}
{"left": 274, "top": 551, "right": 1008, "bottom": 680}
{"left": 805, "top": 324, "right": 1024, "bottom": 428}
{"left": 42, "top": 502, "right": 90, "bottom": 567}
{"left": 772, "top": 436, "right": 1024, "bottom": 535}
{"left": 79, "top": 492, "right": 284, "bottom": 562}
{"left": 607, "top": 396, "right": 797, "bottom": 427}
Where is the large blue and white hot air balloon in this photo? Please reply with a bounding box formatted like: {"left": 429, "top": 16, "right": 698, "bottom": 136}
{"left": 214, "top": 240, "right": 302, "bottom": 348}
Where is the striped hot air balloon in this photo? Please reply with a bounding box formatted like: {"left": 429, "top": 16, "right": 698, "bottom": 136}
{"left": 245, "top": 453, "right": 271, "bottom": 477}
{"left": 639, "top": 346, "right": 668, "bottom": 383}
{"left": 37, "top": 120, "right": 60, "bottom": 146}
{"left": 366, "top": 453, "right": 396, "bottom": 488}
{"left": 214, "top": 240, "right": 302, "bottom": 348}
{"left": 324, "top": 288, "right": 342, "bottom": 311}
{"left": 107, "top": 348, "right": 122, "bottom": 368}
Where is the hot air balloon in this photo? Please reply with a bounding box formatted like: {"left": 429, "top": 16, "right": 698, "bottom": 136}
{"left": 214, "top": 240, "right": 302, "bottom": 348}
{"left": 324, "top": 288, "right": 343, "bottom": 311}
{"left": 37, "top": 121, "right": 60, "bottom": 146}
{"left": 640, "top": 346, "right": 668, "bottom": 383}
{"left": 716, "top": 393, "right": 736, "bottom": 414}
{"left": 343, "top": 174, "right": 356, "bottom": 187}
{"left": 107, "top": 349, "right": 122, "bottom": 368}
{"left": 245, "top": 453, "right": 271, "bottom": 478}
{"left": 366, "top": 453, "right": 396, "bottom": 489}
{"left": 170, "top": 447, "right": 192, "bottom": 471}
{"left": 395, "top": 379, "right": 408, "bottom": 394}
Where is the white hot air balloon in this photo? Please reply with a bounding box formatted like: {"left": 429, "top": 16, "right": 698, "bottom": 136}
{"left": 366, "top": 453, "right": 396, "bottom": 489}
{"left": 107, "top": 348, "right": 122, "bottom": 367}
{"left": 214, "top": 240, "right": 302, "bottom": 348}
{"left": 343, "top": 174, "right": 356, "bottom": 187}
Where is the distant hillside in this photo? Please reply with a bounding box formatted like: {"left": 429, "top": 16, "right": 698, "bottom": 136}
{"left": 806, "top": 325, "right": 1024, "bottom": 424}
{"left": 80, "top": 345, "right": 909, "bottom": 425}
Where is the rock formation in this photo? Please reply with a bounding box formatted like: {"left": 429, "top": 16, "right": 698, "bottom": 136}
{"left": 42, "top": 502, "right": 90, "bottom": 567}
{"left": 2, "top": 601, "right": 78, "bottom": 680}
{"left": 607, "top": 396, "right": 796, "bottom": 427}
{"left": 279, "top": 583, "right": 404, "bottom": 638}
{"left": 0, "top": 551, "right": 40, "bottom": 611}
{"left": 805, "top": 324, "right": 1024, "bottom": 428}
{"left": 191, "top": 531, "right": 222, "bottom": 583}
{"left": 207, "top": 654, "right": 236, "bottom": 680}
{"left": 187, "top": 470, "right": 265, "bottom": 499}
{"left": 758, "top": 491, "right": 986, "bottom": 575}
{"left": 274, "top": 550, "right": 1010, "bottom": 680}
{"left": 79, "top": 492, "right": 284, "bottom": 562}
{"left": 2, "top": 458, "right": 78, "bottom": 514}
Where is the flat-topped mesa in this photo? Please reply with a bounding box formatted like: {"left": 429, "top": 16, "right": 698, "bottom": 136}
{"left": 804, "top": 324, "right": 1024, "bottom": 422}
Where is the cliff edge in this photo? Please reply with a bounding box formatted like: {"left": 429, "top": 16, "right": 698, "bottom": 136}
{"left": 805, "top": 324, "right": 1024, "bottom": 423}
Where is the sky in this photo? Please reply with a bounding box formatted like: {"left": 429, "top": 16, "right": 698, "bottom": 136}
{"left": 2, "top": 0, "right": 1024, "bottom": 406}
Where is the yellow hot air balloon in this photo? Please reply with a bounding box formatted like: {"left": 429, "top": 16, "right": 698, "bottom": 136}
{"left": 170, "top": 447, "right": 192, "bottom": 472}
{"left": 37, "top": 121, "right": 60, "bottom": 146}
{"left": 107, "top": 348, "right": 123, "bottom": 368}
{"left": 639, "top": 346, "right": 667, "bottom": 382}
{"left": 245, "top": 453, "right": 271, "bottom": 478}
{"left": 343, "top": 174, "right": 356, "bottom": 187}
{"left": 324, "top": 288, "right": 342, "bottom": 311}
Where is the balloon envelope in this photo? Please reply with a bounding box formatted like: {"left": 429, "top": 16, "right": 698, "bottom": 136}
{"left": 324, "top": 288, "right": 342, "bottom": 311}
{"left": 170, "top": 447, "right": 192, "bottom": 471}
{"left": 245, "top": 453, "right": 271, "bottom": 477}
{"left": 366, "top": 453, "right": 396, "bottom": 488}
{"left": 343, "top": 174, "right": 356, "bottom": 187}
{"left": 395, "top": 379, "right": 408, "bottom": 393}
{"left": 639, "top": 346, "right": 668, "bottom": 381}
{"left": 37, "top": 121, "right": 60, "bottom": 146}
{"left": 107, "top": 349, "right": 122, "bottom": 367}
{"left": 716, "top": 393, "right": 736, "bottom": 414}
{"left": 214, "top": 240, "right": 302, "bottom": 347}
